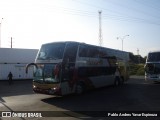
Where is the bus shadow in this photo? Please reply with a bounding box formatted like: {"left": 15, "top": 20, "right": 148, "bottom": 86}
{"left": 126, "top": 77, "right": 160, "bottom": 85}
{"left": 41, "top": 85, "right": 129, "bottom": 118}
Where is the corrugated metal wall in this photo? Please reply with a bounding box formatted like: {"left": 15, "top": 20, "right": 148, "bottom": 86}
{"left": 0, "top": 63, "right": 34, "bottom": 80}
{"left": 0, "top": 48, "right": 38, "bottom": 80}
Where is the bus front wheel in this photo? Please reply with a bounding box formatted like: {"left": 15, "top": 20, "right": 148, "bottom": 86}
{"left": 114, "top": 77, "right": 120, "bottom": 86}
{"left": 76, "top": 82, "right": 85, "bottom": 94}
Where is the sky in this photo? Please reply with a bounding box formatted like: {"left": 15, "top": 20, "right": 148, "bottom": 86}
{"left": 0, "top": 0, "right": 160, "bottom": 57}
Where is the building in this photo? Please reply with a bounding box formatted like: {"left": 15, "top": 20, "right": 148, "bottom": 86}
{"left": 0, "top": 48, "right": 38, "bottom": 80}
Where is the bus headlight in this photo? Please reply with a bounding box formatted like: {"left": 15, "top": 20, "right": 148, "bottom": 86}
{"left": 51, "top": 87, "right": 58, "bottom": 91}
{"left": 33, "top": 85, "right": 37, "bottom": 89}
{"left": 51, "top": 87, "right": 61, "bottom": 94}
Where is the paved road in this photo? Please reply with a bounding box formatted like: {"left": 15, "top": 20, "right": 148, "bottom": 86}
{"left": 0, "top": 77, "right": 160, "bottom": 120}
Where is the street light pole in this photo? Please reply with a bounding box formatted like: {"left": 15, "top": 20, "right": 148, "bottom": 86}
{"left": 0, "top": 18, "right": 3, "bottom": 48}
{"left": 117, "top": 35, "right": 129, "bottom": 51}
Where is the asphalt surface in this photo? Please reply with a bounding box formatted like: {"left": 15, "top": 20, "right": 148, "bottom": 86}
{"left": 1, "top": 76, "right": 160, "bottom": 120}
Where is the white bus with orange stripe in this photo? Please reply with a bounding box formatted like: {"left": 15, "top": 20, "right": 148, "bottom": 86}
{"left": 26, "top": 41, "right": 130, "bottom": 96}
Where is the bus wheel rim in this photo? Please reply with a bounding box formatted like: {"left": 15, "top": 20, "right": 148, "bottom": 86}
{"left": 76, "top": 85, "right": 83, "bottom": 94}
{"left": 115, "top": 80, "right": 119, "bottom": 86}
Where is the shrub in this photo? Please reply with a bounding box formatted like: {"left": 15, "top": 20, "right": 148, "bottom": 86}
{"left": 129, "top": 63, "right": 145, "bottom": 76}
{"left": 136, "top": 66, "right": 145, "bottom": 75}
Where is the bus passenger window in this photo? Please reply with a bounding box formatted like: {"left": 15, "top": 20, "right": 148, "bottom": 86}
{"left": 87, "top": 47, "right": 99, "bottom": 58}
{"left": 79, "top": 45, "right": 88, "bottom": 57}
{"left": 63, "top": 43, "right": 78, "bottom": 63}
{"left": 79, "top": 45, "right": 99, "bottom": 58}
{"left": 99, "top": 48, "right": 108, "bottom": 58}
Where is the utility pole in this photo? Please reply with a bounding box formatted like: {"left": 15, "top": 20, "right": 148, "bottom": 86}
{"left": 11, "top": 37, "right": 13, "bottom": 48}
{"left": 137, "top": 48, "right": 139, "bottom": 55}
{"left": 98, "top": 11, "right": 102, "bottom": 46}
{"left": 0, "top": 18, "right": 3, "bottom": 48}
{"left": 117, "top": 35, "right": 129, "bottom": 51}
{"left": 137, "top": 48, "right": 140, "bottom": 64}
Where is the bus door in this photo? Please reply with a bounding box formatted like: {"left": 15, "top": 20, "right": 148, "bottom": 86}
{"left": 102, "top": 56, "right": 117, "bottom": 85}
{"left": 61, "top": 43, "right": 78, "bottom": 95}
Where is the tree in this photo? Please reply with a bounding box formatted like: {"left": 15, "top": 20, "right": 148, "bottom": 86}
{"left": 129, "top": 52, "right": 146, "bottom": 76}
{"left": 129, "top": 52, "right": 146, "bottom": 64}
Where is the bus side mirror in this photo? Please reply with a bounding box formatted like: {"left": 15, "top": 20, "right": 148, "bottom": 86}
{"left": 26, "top": 63, "right": 38, "bottom": 74}
{"left": 144, "top": 65, "right": 147, "bottom": 72}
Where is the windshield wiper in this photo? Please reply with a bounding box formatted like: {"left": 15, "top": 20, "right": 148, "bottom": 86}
{"left": 33, "top": 79, "right": 43, "bottom": 83}
{"left": 46, "top": 57, "right": 59, "bottom": 60}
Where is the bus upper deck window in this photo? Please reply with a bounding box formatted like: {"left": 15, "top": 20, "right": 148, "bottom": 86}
{"left": 63, "top": 43, "right": 78, "bottom": 62}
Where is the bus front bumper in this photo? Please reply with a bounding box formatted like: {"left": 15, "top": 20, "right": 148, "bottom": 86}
{"left": 33, "top": 85, "right": 61, "bottom": 95}
{"left": 145, "top": 74, "right": 160, "bottom": 82}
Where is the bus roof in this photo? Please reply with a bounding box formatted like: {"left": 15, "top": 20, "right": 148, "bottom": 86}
{"left": 42, "top": 41, "right": 128, "bottom": 52}
{"left": 42, "top": 41, "right": 81, "bottom": 45}
{"left": 148, "top": 50, "right": 160, "bottom": 54}
{"left": 41, "top": 41, "right": 129, "bottom": 61}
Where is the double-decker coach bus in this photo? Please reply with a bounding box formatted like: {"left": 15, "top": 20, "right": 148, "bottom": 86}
{"left": 145, "top": 51, "right": 160, "bottom": 82}
{"left": 26, "top": 41, "right": 130, "bottom": 96}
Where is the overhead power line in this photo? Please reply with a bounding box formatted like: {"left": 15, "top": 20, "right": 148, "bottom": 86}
{"left": 133, "top": 0, "right": 160, "bottom": 11}
{"left": 72, "top": 0, "right": 160, "bottom": 25}
{"left": 40, "top": 1, "right": 160, "bottom": 26}
{"left": 99, "top": 11, "right": 102, "bottom": 46}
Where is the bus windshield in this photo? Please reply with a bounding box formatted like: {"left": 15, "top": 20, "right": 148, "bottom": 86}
{"left": 37, "top": 43, "right": 65, "bottom": 60}
{"left": 145, "top": 63, "right": 160, "bottom": 74}
{"left": 34, "top": 64, "right": 60, "bottom": 83}
{"left": 147, "top": 52, "right": 160, "bottom": 62}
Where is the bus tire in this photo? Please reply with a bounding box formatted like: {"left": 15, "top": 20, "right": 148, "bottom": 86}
{"left": 121, "top": 76, "right": 124, "bottom": 85}
{"left": 114, "top": 77, "right": 120, "bottom": 86}
{"left": 76, "top": 82, "right": 85, "bottom": 94}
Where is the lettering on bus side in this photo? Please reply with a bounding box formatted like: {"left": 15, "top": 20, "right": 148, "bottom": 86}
{"left": 78, "top": 66, "right": 116, "bottom": 78}
{"left": 86, "top": 59, "right": 103, "bottom": 65}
